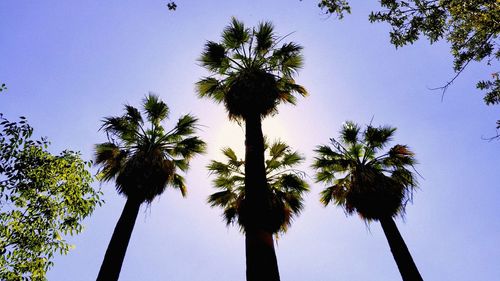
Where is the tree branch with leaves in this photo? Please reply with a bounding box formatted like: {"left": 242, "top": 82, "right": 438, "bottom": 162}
{"left": 0, "top": 114, "right": 103, "bottom": 281}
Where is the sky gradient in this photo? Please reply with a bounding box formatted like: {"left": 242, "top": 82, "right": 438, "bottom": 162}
{"left": 1, "top": 1, "right": 499, "bottom": 280}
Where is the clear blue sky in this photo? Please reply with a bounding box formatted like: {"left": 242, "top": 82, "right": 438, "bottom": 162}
{"left": 1, "top": 1, "right": 499, "bottom": 280}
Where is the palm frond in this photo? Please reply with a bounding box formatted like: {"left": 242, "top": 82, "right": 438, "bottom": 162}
{"left": 173, "top": 114, "right": 199, "bottom": 137}
{"left": 283, "top": 194, "right": 303, "bottom": 216}
{"left": 277, "top": 78, "right": 308, "bottom": 97}
{"left": 265, "top": 140, "right": 304, "bottom": 174}
{"left": 195, "top": 77, "right": 225, "bottom": 102}
{"left": 348, "top": 143, "right": 363, "bottom": 159}
{"left": 313, "top": 145, "right": 336, "bottom": 159}
{"left": 207, "top": 190, "right": 235, "bottom": 208}
{"left": 100, "top": 116, "right": 138, "bottom": 145}
{"left": 255, "top": 21, "right": 275, "bottom": 55}
{"left": 320, "top": 182, "right": 350, "bottom": 208}
{"left": 171, "top": 173, "right": 187, "bottom": 197}
{"left": 364, "top": 125, "right": 396, "bottom": 150}
{"left": 319, "top": 185, "right": 336, "bottom": 206}
{"left": 314, "top": 169, "right": 335, "bottom": 184}
{"left": 200, "top": 41, "right": 228, "bottom": 72}
{"left": 207, "top": 160, "right": 231, "bottom": 176}
{"left": 173, "top": 159, "right": 189, "bottom": 172}
{"left": 222, "top": 206, "right": 238, "bottom": 226}
{"left": 270, "top": 42, "right": 304, "bottom": 76}
{"left": 222, "top": 147, "right": 238, "bottom": 163}
{"left": 391, "top": 168, "right": 418, "bottom": 190}
{"left": 265, "top": 158, "right": 281, "bottom": 172}
{"left": 143, "top": 94, "right": 169, "bottom": 125}
{"left": 280, "top": 151, "right": 304, "bottom": 167}
{"left": 340, "top": 121, "right": 360, "bottom": 145}
{"left": 275, "top": 41, "right": 303, "bottom": 56}
{"left": 213, "top": 175, "right": 242, "bottom": 190}
{"left": 94, "top": 142, "right": 127, "bottom": 182}
{"left": 124, "top": 105, "right": 143, "bottom": 126}
{"left": 170, "top": 137, "right": 206, "bottom": 159}
{"left": 94, "top": 142, "right": 121, "bottom": 165}
{"left": 313, "top": 143, "right": 355, "bottom": 176}
{"left": 382, "top": 145, "right": 417, "bottom": 167}
{"left": 222, "top": 17, "right": 250, "bottom": 50}
{"left": 277, "top": 174, "right": 309, "bottom": 193}
{"left": 276, "top": 91, "right": 297, "bottom": 106}
{"left": 269, "top": 140, "right": 288, "bottom": 158}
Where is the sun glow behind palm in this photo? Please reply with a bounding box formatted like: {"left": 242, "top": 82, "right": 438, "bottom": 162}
{"left": 208, "top": 118, "right": 291, "bottom": 159}
{"left": 2, "top": 1, "right": 499, "bottom": 281}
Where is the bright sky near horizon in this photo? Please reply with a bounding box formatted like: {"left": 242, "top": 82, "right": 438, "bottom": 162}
{"left": 1, "top": 1, "right": 499, "bottom": 280}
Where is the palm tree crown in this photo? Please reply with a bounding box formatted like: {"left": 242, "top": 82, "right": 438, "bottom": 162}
{"left": 95, "top": 93, "right": 206, "bottom": 203}
{"left": 313, "top": 121, "right": 418, "bottom": 220}
{"left": 207, "top": 139, "right": 309, "bottom": 234}
{"left": 196, "top": 17, "right": 308, "bottom": 120}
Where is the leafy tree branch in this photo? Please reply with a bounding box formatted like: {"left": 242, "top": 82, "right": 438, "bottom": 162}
{"left": 0, "top": 114, "right": 103, "bottom": 281}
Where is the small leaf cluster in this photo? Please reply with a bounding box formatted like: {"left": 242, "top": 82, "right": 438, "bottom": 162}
{"left": 0, "top": 114, "right": 103, "bottom": 281}
{"left": 317, "top": 0, "right": 351, "bottom": 19}
{"left": 478, "top": 72, "right": 500, "bottom": 106}
{"left": 167, "top": 1, "right": 177, "bottom": 10}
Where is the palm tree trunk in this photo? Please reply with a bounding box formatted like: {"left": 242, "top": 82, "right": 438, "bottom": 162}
{"left": 245, "top": 228, "right": 280, "bottom": 281}
{"left": 96, "top": 197, "right": 141, "bottom": 281}
{"left": 380, "top": 216, "right": 423, "bottom": 281}
{"left": 244, "top": 113, "right": 280, "bottom": 281}
{"left": 244, "top": 114, "right": 267, "bottom": 200}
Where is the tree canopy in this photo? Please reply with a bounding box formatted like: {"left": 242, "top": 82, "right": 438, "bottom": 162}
{"left": 0, "top": 115, "right": 103, "bottom": 281}
{"left": 196, "top": 17, "right": 307, "bottom": 121}
{"left": 313, "top": 121, "right": 419, "bottom": 221}
{"left": 318, "top": 0, "right": 499, "bottom": 130}
{"left": 95, "top": 93, "right": 206, "bottom": 202}
{"left": 207, "top": 139, "right": 309, "bottom": 234}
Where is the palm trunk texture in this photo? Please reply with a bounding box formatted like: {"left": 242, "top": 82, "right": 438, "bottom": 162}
{"left": 96, "top": 197, "right": 141, "bottom": 281}
{"left": 244, "top": 113, "right": 280, "bottom": 281}
{"left": 380, "top": 216, "right": 423, "bottom": 281}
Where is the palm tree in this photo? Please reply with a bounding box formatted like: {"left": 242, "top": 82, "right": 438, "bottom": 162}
{"left": 313, "top": 121, "right": 423, "bottom": 281}
{"left": 196, "top": 17, "right": 307, "bottom": 281}
{"left": 207, "top": 139, "right": 309, "bottom": 235}
{"left": 94, "top": 94, "right": 206, "bottom": 281}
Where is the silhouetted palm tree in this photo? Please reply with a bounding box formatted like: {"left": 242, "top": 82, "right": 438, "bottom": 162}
{"left": 207, "top": 139, "right": 309, "bottom": 235}
{"left": 196, "top": 18, "right": 307, "bottom": 281}
{"left": 94, "top": 94, "right": 205, "bottom": 281}
{"left": 313, "top": 121, "right": 423, "bottom": 281}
